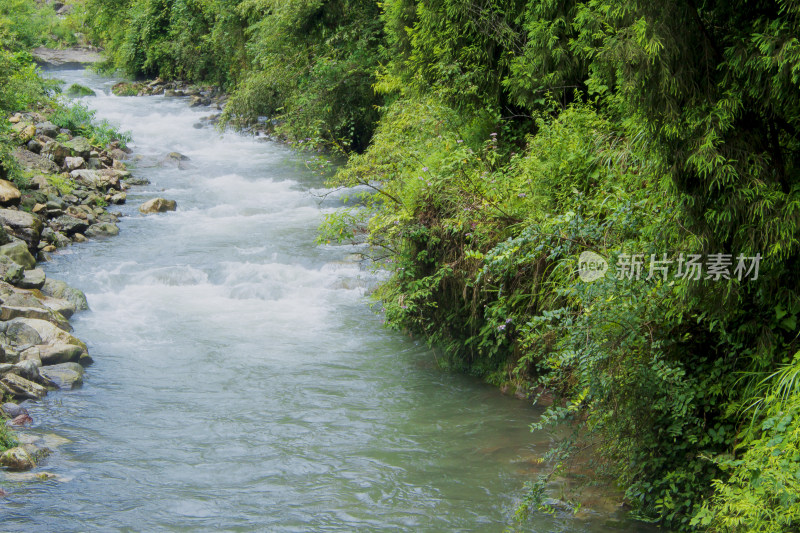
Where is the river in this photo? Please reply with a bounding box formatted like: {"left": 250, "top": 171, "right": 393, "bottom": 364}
{"left": 1, "top": 69, "right": 647, "bottom": 532}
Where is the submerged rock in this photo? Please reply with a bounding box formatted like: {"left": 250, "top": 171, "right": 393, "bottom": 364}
{"left": 0, "top": 446, "right": 36, "bottom": 470}
{"left": 9, "top": 413, "right": 33, "bottom": 426}
{"left": 139, "top": 198, "right": 177, "bottom": 214}
{"left": 159, "top": 151, "right": 191, "bottom": 169}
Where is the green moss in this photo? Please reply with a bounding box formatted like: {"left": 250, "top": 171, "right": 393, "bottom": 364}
{"left": 65, "top": 83, "right": 96, "bottom": 98}
{"left": 47, "top": 174, "right": 75, "bottom": 195}
{"left": 111, "top": 82, "right": 140, "bottom": 97}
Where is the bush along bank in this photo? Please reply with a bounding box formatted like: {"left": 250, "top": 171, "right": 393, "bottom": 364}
{"left": 0, "top": 101, "right": 147, "bottom": 475}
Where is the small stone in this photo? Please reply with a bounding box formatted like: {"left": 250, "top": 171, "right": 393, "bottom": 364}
{"left": 64, "top": 156, "right": 85, "bottom": 171}
{"left": 32, "top": 203, "right": 46, "bottom": 214}
{"left": 9, "top": 413, "right": 32, "bottom": 426}
{"left": 72, "top": 233, "right": 87, "bottom": 243}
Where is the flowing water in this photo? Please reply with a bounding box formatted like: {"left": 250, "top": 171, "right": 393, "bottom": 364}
{"left": 1, "top": 69, "right": 649, "bottom": 532}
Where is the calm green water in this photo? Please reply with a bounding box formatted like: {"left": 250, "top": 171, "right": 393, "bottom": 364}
{"left": 0, "top": 69, "right": 651, "bottom": 532}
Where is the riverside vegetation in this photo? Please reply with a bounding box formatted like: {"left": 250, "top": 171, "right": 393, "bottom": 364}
{"left": 4, "top": 0, "right": 800, "bottom": 530}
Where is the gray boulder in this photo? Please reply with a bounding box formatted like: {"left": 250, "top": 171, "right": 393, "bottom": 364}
{"left": 64, "top": 136, "right": 92, "bottom": 158}
{"left": 37, "top": 343, "right": 84, "bottom": 365}
{"left": 0, "top": 241, "right": 36, "bottom": 270}
{"left": 51, "top": 215, "right": 89, "bottom": 236}
{"left": 12, "top": 147, "right": 60, "bottom": 174}
{"left": 39, "top": 363, "right": 83, "bottom": 389}
{"left": 42, "top": 141, "right": 71, "bottom": 165}
{"left": 64, "top": 156, "right": 85, "bottom": 171}
{"left": 18, "top": 268, "right": 46, "bottom": 290}
{"left": 0, "top": 209, "right": 43, "bottom": 252}
{"left": 0, "top": 318, "right": 87, "bottom": 351}
{"left": 0, "top": 373, "right": 47, "bottom": 400}
{"left": 0, "top": 256, "right": 23, "bottom": 285}
{"left": 85, "top": 223, "right": 119, "bottom": 238}
{"left": 35, "top": 121, "right": 59, "bottom": 138}
{"left": 42, "top": 278, "right": 89, "bottom": 311}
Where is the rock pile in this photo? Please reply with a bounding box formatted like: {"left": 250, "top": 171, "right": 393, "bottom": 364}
{"left": 112, "top": 79, "right": 227, "bottom": 110}
{"left": 0, "top": 110, "right": 142, "bottom": 472}
{"left": 6, "top": 111, "right": 131, "bottom": 254}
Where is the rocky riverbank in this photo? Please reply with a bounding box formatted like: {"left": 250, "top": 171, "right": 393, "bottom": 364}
{"left": 0, "top": 107, "right": 173, "bottom": 474}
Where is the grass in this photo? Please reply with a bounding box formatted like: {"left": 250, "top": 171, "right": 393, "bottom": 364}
{"left": 0, "top": 417, "right": 18, "bottom": 453}
{"left": 47, "top": 173, "right": 75, "bottom": 194}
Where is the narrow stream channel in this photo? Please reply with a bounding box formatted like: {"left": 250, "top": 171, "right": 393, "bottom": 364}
{"left": 1, "top": 69, "right": 647, "bottom": 532}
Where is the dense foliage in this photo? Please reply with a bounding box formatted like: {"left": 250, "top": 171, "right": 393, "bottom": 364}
{"left": 0, "top": 1, "right": 128, "bottom": 184}
{"left": 57, "top": 0, "right": 800, "bottom": 529}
